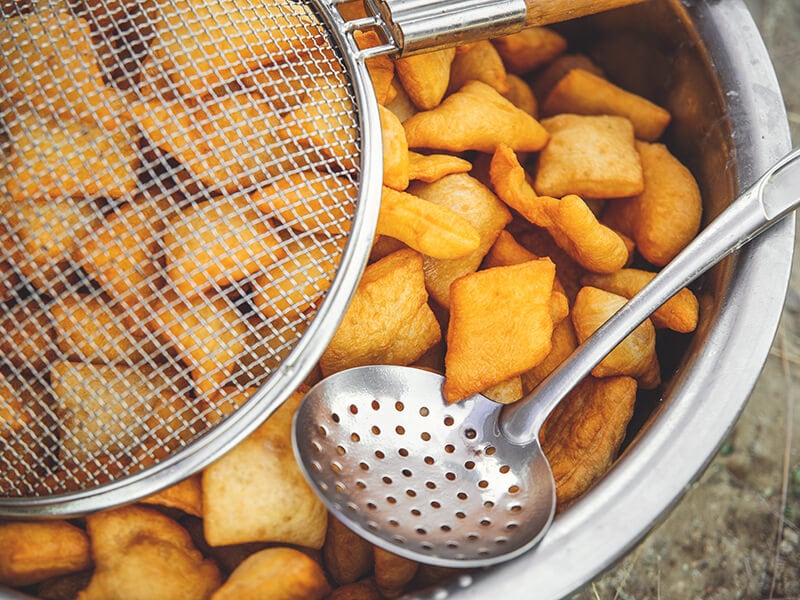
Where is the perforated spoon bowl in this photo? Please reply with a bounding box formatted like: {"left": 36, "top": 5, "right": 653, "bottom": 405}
{"left": 294, "top": 147, "right": 800, "bottom": 567}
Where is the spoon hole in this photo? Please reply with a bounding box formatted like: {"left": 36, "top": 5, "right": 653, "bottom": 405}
{"left": 479, "top": 550, "right": 491, "bottom": 557}
{"left": 464, "top": 428, "right": 477, "bottom": 440}
{"left": 505, "top": 522, "right": 519, "bottom": 530}
{"left": 350, "top": 432, "right": 360, "bottom": 442}
{"left": 367, "top": 521, "right": 378, "bottom": 531}
{"left": 375, "top": 450, "right": 385, "bottom": 459}
{"left": 311, "top": 442, "right": 322, "bottom": 454}
{"left": 356, "top": 480, "right": 366, "bottom": 489}
{"left": 480, "top": 519, "right": 491, "bottom": 527}
{"left": 431, "top": 501, "right": 441, "bottom": 509}
{"left": 402, "top": 469, "right": 413, "bottom": 478}
{"left": 330, "top": 462, "right": 342, "bottom": 473}
{"left": 426, "top": 481, "right": 436, "bottom": 490}
{"left": 349, "top": 404, "right": 358, "bottom": 415}
{"left": 416, "top": 527, "right": 427, "bottom": 535}
{"left": 456, "top": 511, "right": 466, "bottom": 519}
{"left": 411, "top": 509, "right": 421, "bottom": 516}
{"left": 444, "top": 444, "right": 455, "bottom": 454}
{"left": 371, "top": 426, "right": 381, "bottom": 435}
{"left": 466, "top": 533, "right": 479, "bottom": 541}
{"left": 484, "top": 500, "right": 495, "bottom": 508}
{"left": 331, "top": 412, "right": 340, "bottom": 423}
{"left": 421, "top": 432, "right": 431, "bottom": 441}
{"left": 389, "top": 519, "right": 399, "bottom": 527}
{"left": 485, "top": 446, "right": 496, "bottom": 456}
{"left": 421, "top": 542, "right": 433, "bottom": 550}
{"left": 366, "top": 502, "right": 377, "bottom": 510}
{"left": 382, "top": 476, "right": 393, "bottom": 484}
{"left": 495, "top": 537, "right": 508, "bottom": 545}
{"left": 387, "top": 496, "right": 397, "bottom": 504}
{"left": 419, "top": 407, "right": 429, "bottom": 417}
{"left": 464, "top": 460, "right": 475, "bottom": 470}
{"left": 444, "top": 416, "right": 455, "bottom": 427}
{"left": 395, "top": 425, "right": 406, "bottom": 435}
{"left": 371, "top": 400, "right": 380, "bottom": 411}
{"left": 499, "top": 465, "right": 510, "bottom": 474}
{"left": 478, "top": 480, "right": 489, "bottom": 489}
{"left": 445, "top": 472, "right": 456, "bottom": 481}
{"left": 336, "top": 445, "right": 346, "bottom": 456}
{"left": 508, "top": 485, "right": 520, "bottom": 494}
{"left": 398, "top": 448, "right": 408, "bottom": 457}
{"left": 424, "top": 456, "right": 435, "bottom": 465}
{"left": 406, "top": 489, "right": 417, "bottom": 498}
{"left": 317, "top": 426, "right": 327, "bottom": 437}
{"left": 509, "top": 504, "right": 522, "bottom": 513}
{"left": 447, "top": 542, "right": 458, "bottom": 549}
{"left": 441, "top": 524, "right": 451, "bottom": 532}
{"left": 392, "top": 535, "right": 405, "bottom": 544}
{"left": 457, "top": 492, "right": 468, "bottom": 500}
{"left": 311, "top": 461, "right": 322, "bottom": 472}
{"left": 359, "top": 462, "right": 370, "bottom": 471}
{"left": 395, "top": 401, "right": 405, "bottom": 412}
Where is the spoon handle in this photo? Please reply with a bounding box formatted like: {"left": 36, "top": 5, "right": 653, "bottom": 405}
{"left": 499, "top": 146, "right": 800, "bottom": 445}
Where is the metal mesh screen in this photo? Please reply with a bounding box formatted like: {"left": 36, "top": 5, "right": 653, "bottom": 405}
{"left": 0, "top": 0, "right": 362, "bottom": 501}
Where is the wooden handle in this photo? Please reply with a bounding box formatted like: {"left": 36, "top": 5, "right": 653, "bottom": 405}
{"left": 524, "top": 0, "right": 647, "bottom": 26}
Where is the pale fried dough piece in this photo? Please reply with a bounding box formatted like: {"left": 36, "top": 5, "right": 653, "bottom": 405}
{"left": 210, "top": 548, "right": 330, "bottom": 600}
{"left": 324, "top": 518, "right": 374, "bottom": 585}
{"left": 381, "top": 105, "right": 410, "bottom": 190}
{"left": 482, "top": 376, "right": 524, "bottom": 404}
{"left": 320, "top": 249, "right": 441, "bottom": 376}
{"left": 163, "top": 195, "right": 286, "bottom": 296}
{"left": 540, "top": 375, "right": 637, "bottom": 505}
{"left": 603, "top": 141, "right": 702, "bottom": 266}
{"left": 377, "top": 187, "right": 480, "bottom": 259}
{"left": 491, "top": 27, "right": 567, "bottom": 74}
{"left": 491, "top": 144, "right": 628, "bottom": 273}
{"left": 542, "top": 69, "right": 671, "bottom": 141}
{"left": 447, "top": 40, "right": 509, "bottom": 95}
{"left": 203, "top": 388, "right": 328, "bottom": 548}
{"left": 444, "top": 259, "right": 556, "bottom": 403}
{"left": 521, "top": 316, "right": 578, "bottom": 393}
{"left": 409, "top": 174, "right": 512, "bottom": 307}
{"left": 535, "top": 114, "right": 644, "bottom": 199}
{"left": 572, "top": 286, "right": 660, "bottom": 388}
{"left": 0, "top": 521, "right": 92, "bottom": 587}
{"left": 407, "top": 151, "right": 472, "bottom": 183}
{"left": 144, "top": 0, "right": 321, "bottom": 97}
{"left": 404, "top": 81, "right": 549, "bottom": 154}
{"left": 582, "top": 268, "right": 699, "bottom": 333}
{"left": 79, "top": 505, "right": 221, "bottom": 600}
{"left": 395, "top": 48, "right": 456, "bottom": 110}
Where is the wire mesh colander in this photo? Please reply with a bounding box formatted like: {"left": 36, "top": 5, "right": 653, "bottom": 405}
{"left": 0, "top": 0, "right": 383, "bottom": 515}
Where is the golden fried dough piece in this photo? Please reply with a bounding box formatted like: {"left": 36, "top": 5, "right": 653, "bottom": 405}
{"left": 582, "top": 268, "right": 699, "bottom": 333}
{"left": 144, "top": 0, "right": 319, "bottom": 97}
{"left": 5, "top": 112, "right": 139, "bottom": 203}
{"left": 0, "top": 297, "right": 56, "bottom": 371}
{"left": 328, "top": 579, "right": 384, "bottom": 600}
{"left": 409, "top": 173, "right": 512, "bottom": 307}
{"left": 542, "top": 69, "right": 671, "bottom": 141}
{"left": 355, "top": 31, "right": 395, "bottom": 105}
{"left": 79, "top": 505, "right": 221, "bottom": 600}
{"left": 140, "top": 474, "right": 203, "bottom": 517}
{"left": 51, "top": 360, "right": 181, "bottom": 462}
{"left": 51, "top": 292, "right": 162, "bottom": 365}
{"left": 404, "top": 81, "right": 549, "bottom": 154}
{"left": 530, "top": 53, "right": 605, "bottom": 104}
{"left": 250, "top": 170, "right": 355, "bottom": 237}
{"left": 377, "top": 187, "right": 480, "bottom": 259}
{"left": 163, "top": 195, "right": 286, "bottom": 296}
{"left": 203, "top": 388, "right": 328, "bottom": 548}
{"left": 381, "top": 105, "right": 410, "bottom": 190}
{"left": 210, "top": 547, "right": 330, "bottom": 600}
{"left": 251, "top": 235, "right": 345, "bottom": 322}
{"left": 540, "top": 375, "right": 637, "bottom": 505}
{"left": 0, "top": 521, "right": 92, "bottom": 587}
{"left": 444, "top": 259, "right": 556, "bottom": 403}
{"left": 448, "top": 40, "right": 509, "bottom": 95}
{"left": 373, "top": 547, "right": 419, "bottom": 599}
{"left": 491, "top": 145, "right": 629, "bottom": 273}
{"left": 484, "top": 229, "right": 569, "bottom": 324}
{"left": 78, "top": 195, "right": 173, "bottom": 319}
{"left": 502, "top": 74, "right": 538, "bottom": 116}
{"left": 603, "top": 141, "right": 702, "bottom": 266}
{"left": 535, "top": 114, "right": 644, "bottom": 199}
{"left": 521, "top": 316, "right": 578, "bottom": 393}
{"left": 407, "top": 151, "right": 473, "bottom": 183}
{"left": 324, "top": 518, "right": 374, "bottom": 586}
{"left": 131, "top": 93, "right": 286, "bottom": 193}
{"left": 482, "top": 376, "right": 524, "bottom": 404}
{"left": 148, "top": 292, "right": 248, "bottom": 396}
{"left": 572, "top": 286, "right": 660, "bottom": 388}
{"left": 395, "top": 47, "right": 456, "bottom": 110}
{"left": 320, "top": 249, "right": 441, "bottom": 376}
{"left": 280, "top": 76, "right": 359, "bottom": 172}
{"left": 0, "top": 9, "right": 124, "bottom": 128}
{"left": 491, "top": 27, "right": 567, "bottom": 74}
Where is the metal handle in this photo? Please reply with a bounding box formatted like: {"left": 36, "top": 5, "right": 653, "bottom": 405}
{"left": 499, "top": 146, "right": 800, "bottom": 445}
{"left": 368, "top": 0, "right": 646, "bottom": 56}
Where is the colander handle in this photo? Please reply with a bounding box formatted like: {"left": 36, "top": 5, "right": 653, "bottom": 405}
{"left": 372, "top": 0, "right": 646, "bottom": 55}
{"left": 499, "top": 145, "right": 800, "bottom": 445}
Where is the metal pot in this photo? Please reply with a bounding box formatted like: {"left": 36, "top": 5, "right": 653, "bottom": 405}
{"left": 407, "top": 0, "right": 793, "bottom": 597}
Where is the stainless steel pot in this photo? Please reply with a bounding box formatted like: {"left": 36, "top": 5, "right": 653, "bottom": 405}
{"left": 406, "top": 0, "right": 793, "bottom": 597}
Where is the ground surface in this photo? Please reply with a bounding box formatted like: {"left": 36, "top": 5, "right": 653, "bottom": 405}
{"left": 571, "top": 1, "right": 800, "bottom": 598}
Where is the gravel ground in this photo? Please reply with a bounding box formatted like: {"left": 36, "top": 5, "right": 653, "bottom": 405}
{"left": 572, "top": 1, "right": 800, "bottom": 598}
